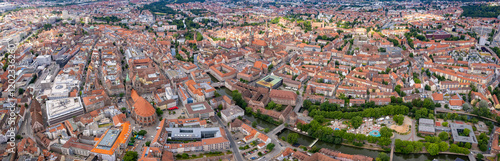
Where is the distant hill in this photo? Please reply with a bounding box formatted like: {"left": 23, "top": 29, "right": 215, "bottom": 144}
{"left": 141, "top": 0, "right": 205, "bottom": 15}
{"left": 461, "top": 5, "right": 500, "bottom": 18}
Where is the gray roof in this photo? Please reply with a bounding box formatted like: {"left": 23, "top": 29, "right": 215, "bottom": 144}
{"left": 165, "top": 127, "right": 222, "bottom": 140}
{"left": 450, "top": 123, "right": 478, "bottom": 144}
{"left": 221, "top": 105, "right": 244, "bottom": 117}
{"left": 418, "top": 118, "right": 436, "bottom": 133}
{"left": 418, "top": 123, "right": 436, "bottom": 133}
{"left": 435, "top": 126, "right": 451, "bottom": 132}
{"left": 419, "top": 118, "right": 434, "bottom": 125}
{"left": 96, "top": 129, "right": 121, "bottom": 150}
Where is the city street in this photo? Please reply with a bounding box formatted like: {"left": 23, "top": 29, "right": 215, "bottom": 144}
{"left": 214, "top": 115, "right": 244, "bottom": 161}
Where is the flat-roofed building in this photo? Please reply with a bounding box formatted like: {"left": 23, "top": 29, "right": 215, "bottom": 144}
{"left": 166, "top": 127, "right": 221, "bottom": 140}
{"left": 91, "top": 122, "right": 132, "bottom": 161}
{"left": 221, "top": 105, "right": 244, "bottom": 122}
{"left": 256, "top": 75, "right": 283, "bottom": 89}
{"left": 418, "top": 118, "right": 436, "bottom": 135}
{"left": 41, "top": 74, "right": 80, "bottom": 100}
{"left": 185, "top": 102, "right": 214, "bottom": 119}
{"left": 450, "top": 123, "right": 478, "bottom": 148}
{"left": 45, "top": 97, "right": 84, "bottom": 125}
{"left": 163, "top": 127, "right": 230, "bottom": 153}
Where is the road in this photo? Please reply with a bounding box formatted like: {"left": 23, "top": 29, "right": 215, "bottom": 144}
{"left": 19, "top": 108, "right": 34, "bottom": 140}
{"left": 17, "top": 30, "right": 40, "bottom": 142}
{"left": 293, "top": 94, "right": 303, "bottom": 113}
{"left": 332, "top": 77, "right": 345, "bottom": 99}
{"left": 389, "top": 138, "right": 395, "bottom": 161}
{"left": 214, "top": 115, "right": 244, "bottom": 161}
{"left": 267, "top": 124, "right": 285, "bottom": 160}
{"left": 492, "top": 27, "right": 500, "bottom": 47}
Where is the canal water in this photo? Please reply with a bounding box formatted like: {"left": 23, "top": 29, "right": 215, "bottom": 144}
{"left": 216, "top": 87, "right": 232, "bottom": 99}
{"left": 244, "top": 113, "right": 279, "bottom": 130}
{"left": 208, "top": 73, "right": 219, "bottom": 82}
{"left": 278, "top": 129, "right": 469, "bottom": 161}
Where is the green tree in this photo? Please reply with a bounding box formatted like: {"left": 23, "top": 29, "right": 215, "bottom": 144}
{"left": 393, "top": 114, "right": 404, "bottom": 125}
{"left": 268, "top": 64, "right": 274, "bottom": 72}
{"left": 477, "top": 153, "right": 484, "bottom": 160}
{"left": 376, "top": 152, "right": 390, "bottom": 161}
{"left": 196, "top": 32, "right": 203, "bottom": 41}
{"left": 378, "top": 137, "right": 392, "bottom": 147}
{"left": 423, "top": 98, "right": 434, "bottom": 109}
{"left": 138, "top": 130, "right": 147, "bottom": 136}
{"left": 442, "top": 122, "right": 448, "bottom": 127}
{"left": 123, "top": 151, "right": 139, "bottom": 161}
{"left": 462, "top": 103, "right": 470, "bottom": 111}
{"left": 464, "top": 142, "right": 472, "bottom": 149}
{"left": 232, "top": 90, "right": 247, "bottom": 108}
{"left": 181, "top": 153, "right": 189, "bottom": 159}
{"left": 18, "top": 88, "right": 25, "bottom": 95}
{"left": 438, "top": 132, "right": 449, "bottom": 141}
{"left": 463, "top": 128, "right": 471, "bottom": 136}
{"left": 266, "top": 143, "right": 275, "bottom": 151}
{"left": 266, "top": 101, "right": 276, "bottom": 110}
{"left": 145, "top": 141, "right": 151, "bottom": 146}
{"left": 252, "top": 121, "right": 257, "bottom": 128}
{"left": 264, "top": 128, "right": 270, "bottom": 133}
{"left": 156, "top": 108, "right": 163, "bottom": 116}
{"left": 427, "top": 143, "right": 440, "bottom": 156}
{"left": 450, "top": 144, "right": 470, "bottom": 154}
{"left": 380, "top": 127, "right": 393, "bottom": 138}
{"left": 478, "top": 100, "right": 488, "bottom": 109}
{"left": 415, "top": 108, "right": 428, "bottom": 120}
{"left": 287, "top": 133, "right": 299, "bottom": 144}
{"left": 351, "top": 116, "right": 363, "bottom": 129}
{"left": 438, "top": 141, "right": 449, "bottom": 152}
{"left": 425, "top": 85, "right": 431, "bottom": 91}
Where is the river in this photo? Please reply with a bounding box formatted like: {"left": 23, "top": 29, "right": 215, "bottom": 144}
{"left": 208, "top": 73, "right": 219, "bottom": 82}
{"left": 243, "top": 113, "right": 279, "bottom": 130}
{"left": 278, "top": 129, "right": 469, "bottom": 161}
{"left": 215, "top": 86, "right": 467, "bottom": 160}
{"left": 216, "top": 87, "right": 232, "bottom": 98}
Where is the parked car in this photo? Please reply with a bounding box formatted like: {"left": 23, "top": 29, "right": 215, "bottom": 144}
{"left": 168, "top": 106, "right": 179, "bottom": 110}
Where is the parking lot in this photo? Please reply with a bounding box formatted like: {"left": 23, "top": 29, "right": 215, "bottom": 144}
{"left": 242, "top": 148, "right": 269, "bottom": 160}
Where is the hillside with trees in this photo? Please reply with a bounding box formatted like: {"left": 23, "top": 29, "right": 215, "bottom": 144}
{"left": 461, "top": 5, "right": 500, "bottom": 18}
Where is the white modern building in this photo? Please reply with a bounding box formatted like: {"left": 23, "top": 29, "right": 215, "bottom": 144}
{"left": 35, "top": 55, "right": 52, "bottom": 66}
{"left": 46, "top": 97, "right": 84, "bottom": 125}
{"left": 221, "top": 105, "right": 244, "bottom": 122}
{"left": 41, "top": 74, "right": 80, "bottom": 100}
